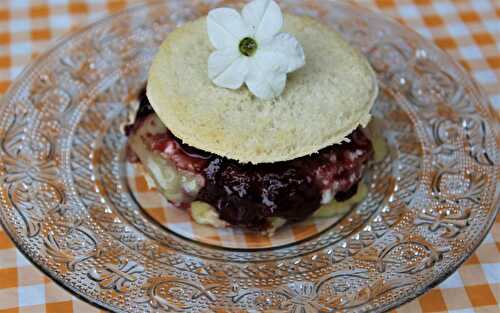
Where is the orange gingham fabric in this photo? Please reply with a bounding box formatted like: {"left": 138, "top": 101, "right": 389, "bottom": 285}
{"left": 0, "top": 0, "right": 499, "bottom": 312}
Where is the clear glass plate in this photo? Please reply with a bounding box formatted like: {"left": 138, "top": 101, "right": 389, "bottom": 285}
{"left": 0, "top": 0, "right": 498, "bottom": 312}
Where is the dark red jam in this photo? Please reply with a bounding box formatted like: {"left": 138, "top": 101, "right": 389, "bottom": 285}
{"left": 129, "top": 88, "right": 373, "bottom": 229}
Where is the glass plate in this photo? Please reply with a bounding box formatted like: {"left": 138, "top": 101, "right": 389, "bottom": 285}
{"left": 0, "top": 1, "right": 498, "bottom": 312}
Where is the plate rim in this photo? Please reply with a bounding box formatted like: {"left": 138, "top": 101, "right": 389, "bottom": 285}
{"left": 0, "top": 0, "right": 498, "bottom": 312}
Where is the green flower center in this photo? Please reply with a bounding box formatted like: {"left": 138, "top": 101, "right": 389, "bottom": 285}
{"left": 239, "top": 37, "right": 258, "bottom": 57}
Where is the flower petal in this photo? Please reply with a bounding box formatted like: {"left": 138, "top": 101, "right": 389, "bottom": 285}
{"left": 245, "top": 50, "right": 288, "bottom": 100}
{"left": 207, "top": 8, "right": 251, "bottom": 50}
{"left": 242, "top": 0, "right": 283, "bottom": 43}
{"left": 262, "top": 32, "right": 305, "bottom": 73}
{"left": 209, "top": 51, "right": 249, "bottom": 89}
{"left": 208, "top": 48, "right": 239, "bottom": 80}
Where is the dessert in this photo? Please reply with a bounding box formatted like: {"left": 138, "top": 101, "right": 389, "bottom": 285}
{"left": 126, "top": 0, "right": 379, "bottom": 234}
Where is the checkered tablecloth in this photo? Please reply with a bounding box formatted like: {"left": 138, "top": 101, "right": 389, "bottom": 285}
{"left": 0, "top": 0, "right": 498, "bottom": 312}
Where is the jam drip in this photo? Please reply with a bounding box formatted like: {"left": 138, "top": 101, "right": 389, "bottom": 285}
{"left": 129, "top": 88, "right": 373, "bottom": 229}
{"left": 198, "top": 159, "right": 322, "bottom": 227}
{"left": 148, "top": 131, "right": 210, "bottom": 173}
{"left": 197, "top": 130, "right": 372, "bottom": 228}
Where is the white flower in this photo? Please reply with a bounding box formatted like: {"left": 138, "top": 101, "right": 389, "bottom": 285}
{"left": 207, "top": 0, "right": 305, "bottom": 100}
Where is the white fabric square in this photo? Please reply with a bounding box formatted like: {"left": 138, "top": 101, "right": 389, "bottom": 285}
{"left": 433, "top": 2, "right": 457, "bottom": 15}
{"left": 9, "top": 66, "right": 23, "bottom": 80}
{"left": 483, "top": 19, "right": 500, "bottom": 35}
{"left": 490, "top": 94, "right": 500, "bottom": 110}
{"left": 482, "top": 263, "right": 500, "bottom": 284}
{"left": 397, "top": 5, "right": 420, "bottom": 19}
{"left": 439, "top": 271, "right": 464, "bottom": 289}
{"left": 15, "top": 250, "right": 32, "bottom": 268}
{"left": 474, "top": 69, "right": 498, "bottom": 84}
{"left": 459, "top": 45, "right": 483, "bottom": 59}
{"left": 448, "top": 309, "right": 475, "bottom": 313}
{"left": 9, "top": 19, "right": 31, "bottom": 33}
{"left": 416, "top": 27, "right": 432, "bottom": 39}
{"left": 447, "top": 22, "right": 470, "bottom": 37}
{"left": 48, "top": 0, "right": 69, "bottom": 5}
{"left": 10, "top": 42, "right": 32, "bottom": 55}
{"left": 49, "top": 14, "right": 72, "bottom": 29}
{"left": 18, "top": 284, "right": 45, "bottom": 307}
{"left": 471, "top": 1, "right": 493, "bottom": 12}
{"left": 482, "top": 233, "right": 495, "bottom": 244}
{"left": 9, "top": 1, "right": 29, "bottom": 9}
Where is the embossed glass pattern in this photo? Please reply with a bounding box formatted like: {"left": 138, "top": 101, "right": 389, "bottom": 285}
{"left": 0, "top": 1, "right": 498, "bottom": 312}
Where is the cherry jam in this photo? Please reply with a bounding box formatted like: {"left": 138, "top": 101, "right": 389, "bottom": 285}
{"left": 130, "top": 88, "right": 373, "bottom": 229}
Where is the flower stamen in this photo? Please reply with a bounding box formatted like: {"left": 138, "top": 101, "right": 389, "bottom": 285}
{"left": 207, "top": 0, "right": 305, "bottom": 99}
{"left": 239, "top": 37, "right": 258, "bottom": 57}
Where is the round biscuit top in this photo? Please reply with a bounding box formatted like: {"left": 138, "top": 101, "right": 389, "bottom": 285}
{"left": 147, "top": 14, "right": 378, "bottom": 164}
